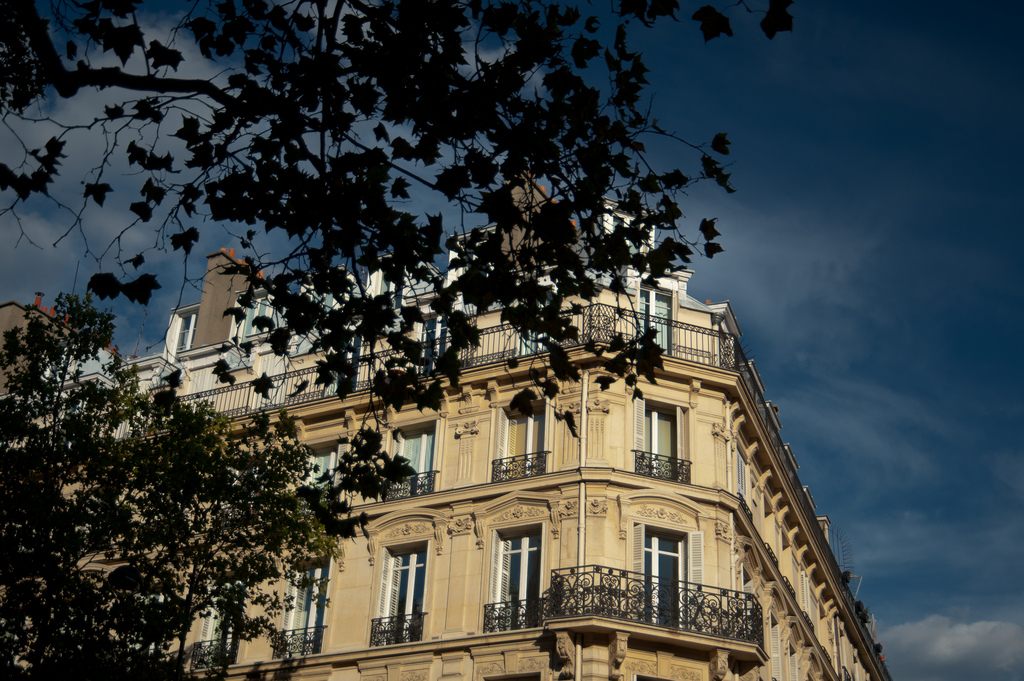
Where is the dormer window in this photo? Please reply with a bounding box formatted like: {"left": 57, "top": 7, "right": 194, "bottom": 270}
{"left": 639, "top": 288, "right": 672, "bottom": 351}
{"left": 175, "top": 312, "right": 197, "bottom": 352}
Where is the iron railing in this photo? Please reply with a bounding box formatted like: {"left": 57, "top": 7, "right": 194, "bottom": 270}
{"left": 843, "top": 667, "right": 853, "bottom": 681}
{"left": 482, "top": 598, "right": 546, "bottom": 632}
{"left": 633, "top": 450, "right": 691, "bottom": 484}
{"left": 491, "top": 451, "right": 548, "bottom": 482}
{"left": 763, "top": 541, "right": 779, "bottom": 567}
{"left": 738, "top": 494, "right": 754, "bottom": 522}
{"left": 190, "top": 638, "right": 239, "bottom": 670}
{"left": 271, "top": 625, "right": 325, "bottom": 658}
{"left": 545, "top": 565, "right": 762, "bottom": 645}
{"left": 384, "top": 471, "right": 437, "bottom": 500}
{"left": 369, "top": 612, "right": 425, "bottom": 647}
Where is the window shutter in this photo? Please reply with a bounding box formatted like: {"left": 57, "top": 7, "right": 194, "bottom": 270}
{"left": 377, "top": 552, "right": 395, "bottom": 618}
{"left": 801, "top": 571, "right": 811, "bottom": 611}
{"left": 736, "top": 451, "right": 746, "bottom": 497}
{"left": 490, "top": 535, "right": 509, "bottom": 603}
{"left": 676, "top": 407, "right": 686, "bottom": 460}
{"left": 789, "top": 648, "right": 799, "bottom": 681}
{"left": 495, "top": 409, "right": 509, "bottom": 460}
{"left": 632, "top": 396, "right": 646, "bottom": 452}
{"left": 687, "top": 531, "right": 704, "bottom": 584}
{"left": 770, "top": 619, "right": 782, "bottom": 680}
{"left": 200, "top": 610, "right": 218, "bottom": 641}
{"left": 632, "top": 524, "right": 645, "bottom": 573}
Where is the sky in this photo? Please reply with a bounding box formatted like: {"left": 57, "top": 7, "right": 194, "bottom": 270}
{"left": 2, "top": 2, "right": 1023, "bottom": 680}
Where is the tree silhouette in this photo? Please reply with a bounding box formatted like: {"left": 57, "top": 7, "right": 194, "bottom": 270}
{"left": 0, "top": 295, "right": 352, "bottom": 679}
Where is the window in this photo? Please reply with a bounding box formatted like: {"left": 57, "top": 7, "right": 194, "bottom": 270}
{"left": 395, "top": 427, "right": 435, "bottom": 474}
{"left": 175, "top": 312, "right": 197, "bottom": 352}
{"left": 371, "top": 546, "right": 428, "bottom": 645}
{"left": 239, "top": 298, "right": 280, "bottom": 339}
{"left": 495, "top": 408, "right": 546, "bottom": 459}
{"left": 284, "top": 562, "right": 329, "bottom": 633}
{"left": 421, "top": 318, "right": 446, "bottom": 373}
{"left": 789, "top": 644, "right": 800, "bottom": 681}
{"left": 632, "top": 398, "right": 689, "bottom": 483}
{"left": 490, "top": 532, "right": 542, "bottom": 604}
{"left": 307, "top": 446, "right": 337, "bottom": 485}
{"left": 639, "top": 287, "right": 672, "bottom": 351}
{"left": 379, "top": 547, "right": 427, "bottom": 619}
{"left": 631, "top": 524, "right": 703, "bottom": 626}
{"left": 736, "top": 449, "right": 747, "bottom": 498}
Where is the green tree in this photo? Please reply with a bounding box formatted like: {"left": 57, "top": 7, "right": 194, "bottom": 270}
{"left": 0, "top": 294, "right": 379, "bottom": 680}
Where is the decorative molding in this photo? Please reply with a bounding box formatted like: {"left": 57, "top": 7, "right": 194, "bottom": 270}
{"left": 472, "top": 511, "right": 484, "bottom": 549}
{"left": 476, "top": 662, "right": 505, "bottom": 678}
{"left": 634, "top": 505, "right": 687, "bottom": 526}
{"left": 555, "top": 631, "right": 575, "bottom": 680}
{"left": 494, "top": 504, "right": 547, "bottom": 523}
{"left": 548, "top": 500, "right": 561, "bottom": 538}
{"left": 366, "top": 533, "right": 377, "bottom": 566}
{"left": 518, "top": 656, "right": 550, "bottom": 673}
{"left": 617, "top": 496, "right": 627, "bottom": 539}
{"left": 448, "top": 515, "right": 475, "bottom": 536}
{"left": 669, "top": 664, "right": 701, "bottom": 681}
{"left": 401, "top": 670, "right": 429, "bottom": 681}
{"left": 711, "top": 422, "right": 732, "bottom": 441}
{"left": 710, "top": 650, "right": 729, "bottom": 681}
{"left": 715, "top": 519, "right": 733, "bottom": 541}
{"left": 608, "top": 633, "right": 628, "bottom": 681}
{"left": 623, "top": 659, "right": 657, "bottom": 679}
{"left": 587, "top": 498, "right": 608, "bottom": 516}
{"left": 363, "top": 675, "right": 386, "bottom": 681}
{"left": 433, "top": 519, "right": 445, "bottom": 554}
{"left": 558, "top": 501, "right": 578, "bottom": 519}
{"left": 384, "top": 522, "right": 432, "bottom": 540}
{"left": 454, "top": 420, "right": 480, "bottom": 438}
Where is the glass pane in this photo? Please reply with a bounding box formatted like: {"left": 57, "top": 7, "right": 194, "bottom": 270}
{"left": 510, "top": 418, "right": 527, "bottom": 456}
{"left": 412, "top": 552, "right": 426, "bottom": 612}
{"left": 644, "top": 411, "right": 654, "bottom": 452}
{"left": 508, "top": 551, "right": 522, "bottom": 601}
{"left": 531, "top": 415, "right": 544, "bottom": 452}
{"left": 657, "top": 414, "right": 675, "bottom": 457}
{"left": 526, "top": 538, "right": 541, "bottom": 599}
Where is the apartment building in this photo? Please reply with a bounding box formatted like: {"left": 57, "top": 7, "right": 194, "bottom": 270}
{"left": 131, "top": 248, "right": 891, "bottom": 681}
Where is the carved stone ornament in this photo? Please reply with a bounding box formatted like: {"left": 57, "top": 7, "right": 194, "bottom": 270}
{"left": 496, "top": 505, "right": 546, "bottom": 523}
{"left": 433, "top": 520, "right": 446, "bottom": 554}
{"left": 555, "top": 631, "right": 575, "bottom": 681}
{"left": 448, "top": 515, "right": 475, "bottom": 536}
{"left": 587, "top": 498, "right": 608, "bottom": 516}
{"left": 669, "top": 664, "right": 701, "bottom": 681}
{"left": 624, "top": 659, "right": 658, "bottom": 679}
{"left": 588, "top": 397, "right": 610, "bottom": 414}
{"left": 548, "top": 500, "right": 561, "bottom": 538}
{"left": 401, "top": 670, "right": 429, "bottom": 681}
{"left": 634, "top": 505, "right": 687, "bottom": 526}
{"left": 715, "top": 519, "right": 733, "bottom": 541}
{"left": 363, "top": 675, "right": 387, "bottom": 681}
{"left": 518, "top": 657, "right": 550, "bottom": 673}
{"left": 337, "top": 540, "right": 346, "bottom": 572}
{"left": 558, "top": 501, "right": 578, "bottom": 519}
{"left": 385, "top": 522, "right": 432, "bottom": 540}
{"left": 617, "top": 496, "right": 628, "bottom": 539}
{"left": 709, "top": 650, "right": 729, "bottom": 681}
{"left": 608, "top": 633, "right": 628, "bottom": 681}
{"left": 454, "top": 420, "right": 480, "bottom": 438}
{"left": 472, "top": 512, "right": 484, "bottom": 549}
{"left": 711, "top": 421, "right": 733, "bottom": 442}
{"left": 476, "top": 662, "right": 505, "bottom": 678}
{"left": 456, "top": 391, "right": 476, "bottom": 415}
{"left": 366, "top": 533, "right": 378, "bottom": 566}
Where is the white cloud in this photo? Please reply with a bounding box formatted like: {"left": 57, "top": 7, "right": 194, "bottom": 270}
{"left": 882, "top": 615, "right": 1024, "bottom": 681}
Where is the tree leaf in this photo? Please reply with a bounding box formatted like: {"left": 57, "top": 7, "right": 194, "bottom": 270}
{"left": 761, "top": 0, "right": 794, "bottom": 39}
{"left": 699, "top": 217, "right": 720, "bottom": 241}
{"left": 83, "top": 182, "right": 112, "bottom": 206}
{"left": 711, "top": 132, "right": 730, "bottom": 155}
{"left": 119, "top": 273, "right": 161, "bottom": 304}
{"left": 87, "top": 272, "right": 121, "bottom": 300}
{"left": 146, "top": 40, "right": 183, "bottom": 70}
{"left": 691, "top": 6, "right": 733, "bottom": 42}
{"left": 170, "top": 227, "right": 200, "bottom": 254}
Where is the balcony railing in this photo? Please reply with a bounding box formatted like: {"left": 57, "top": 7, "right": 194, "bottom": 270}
{"left": 369, "top": 612, "right": 425, "bottom": 647}
{"left": 491, "top": 451, "right": 548, "bottom": 482}
{"left": 843, "top": 667, "right": 852, "bottom": 681}
{"left": 271, "top": 625, "right": 325, "bottom": 659}
{"left": 384, "top": 471, "right": 437, "bottom": 500}
{"left": 545, "top": 565, "right": 762, "bottom": 645}
{"left": 763, "top": 541, "right": 779, "bottom": 567}
{"left": 482, "top": 598, "right": 546, "bottom": 632}
{"left": 633, "top": 450, "right": 691, "bottom": 484}
{"left": 191, "top": 638, "right": 239, "bottom": 670}
{"left": 738, "top": 494, "right": 754, "bottom": 522}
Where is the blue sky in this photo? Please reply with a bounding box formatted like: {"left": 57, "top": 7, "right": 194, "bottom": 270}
{"left": 2, "top": 2, "right": 1023, "bottom": 679}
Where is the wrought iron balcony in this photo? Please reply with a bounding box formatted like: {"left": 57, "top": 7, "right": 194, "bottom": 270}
{"left": 483, "top": 597, "right": 546, "bottom": 632}
{"left": 782, "top": 576, "right": 797, "bottom": 599}
{"left": 763, "top": 541, "right": 779, "bottom": 567}
{"left": 191, "top": 637, "right": 239, "bottom": 670}
{"left": 271, "top": 625, "right": 325, "bottom": 659}
{"left": 633, "top": 450, "right": 691, "bottom": 484}
{"left": 545, "top": 565, "right": 763, "bottom": 645}
{"left": 737, "top": 494, "right": 754, "bottom": 522}
{"left": 384, "top": 471, "right": 437, "bottom": 500}
{"left": 369, "top": 612, "right": 425, "bottom": 647}
{"left": 491, "top": 451, "right": 548, "bottom": 482}
{"left": 843, "top": 667, "right": 852, "bottom": 681}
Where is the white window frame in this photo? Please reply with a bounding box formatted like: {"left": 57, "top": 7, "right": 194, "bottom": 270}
{"left": 394, "top": 424, "right": 436, "bottom": 474}
{"left": 285, "top": 561, "right": 330, "bottom": 631}
{"left": 175, "top": 311, "right": 197, "bottom": 352}
{"left": 379, "top": 546, "right": 428, "bottom": 618}
{"left": 490, "top": 530, "right": 542, "bottom": 604}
